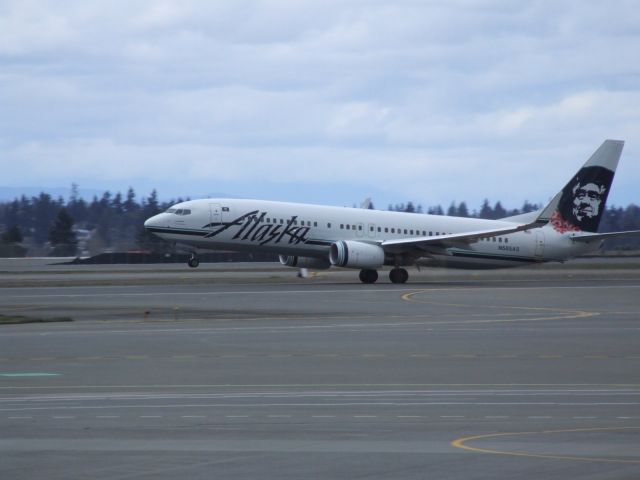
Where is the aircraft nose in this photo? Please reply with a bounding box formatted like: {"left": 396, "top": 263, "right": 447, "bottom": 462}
{"left": 144, "top": 215, "right": 159, "bottom": 229}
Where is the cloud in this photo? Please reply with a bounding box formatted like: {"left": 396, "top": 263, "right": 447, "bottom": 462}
{"left": 1, "top": 0, "right": 639, "bottom": 208}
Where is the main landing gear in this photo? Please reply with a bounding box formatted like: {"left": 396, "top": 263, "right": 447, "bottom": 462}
{"left": 389, "top": 267, "right": 409, "bottom": 284}
{"left": 359, "top": 269, "right": 379, "bottom": 284}
{"left": 187, "top": 253, "right": 200, "bottom": 268}
{"left": 358, "top": 268, "right": 409, "bottom": 284}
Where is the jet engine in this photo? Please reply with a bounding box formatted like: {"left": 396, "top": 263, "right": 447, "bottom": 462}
{"left": 279, "top": 255, "right": 331, "bottom": 270}
{"left": 329, "top": 240, "right": 385, "bottom": 269}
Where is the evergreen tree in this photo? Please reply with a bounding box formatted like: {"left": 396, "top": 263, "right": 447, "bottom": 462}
{"left": 112, "top": 192, "right": 124, "bottom": 214}
{"left": 32, "top": 193, "right": 59, "bottom": 243}
{"left": 143, "top": 190, "right": 161, "bottom": 218}
{"left": 2, "top": 225, "right": 23, "bottom": 244}
{"left": 0, "top": 225, "right": 26, "bottom": 257}
{"left": 479, "top": 199, "right": 493, "bottom": 219}
{"left": 124, "top": 187, "right": 138, "bottom": 213}
{"left": 493, "top": 201, "right": 507, "bottom": 219}
{"left": 67, "top": 183, "right": 88, "bottom": 224}
{"left": 447, "top": 202, "right": 457, "bottom": 216}
{"left": 49, "top": 208, "right": 78, "bottom": 256}
{"left": 521, "top": 200, "right": 537, "bottom": 213}
{"left": 457, "top": 202, "right": 469, "bottom": 217}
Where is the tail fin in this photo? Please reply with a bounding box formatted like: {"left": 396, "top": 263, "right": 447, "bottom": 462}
{"left": 538, "top": 140, "right": 624, "bottom": 233}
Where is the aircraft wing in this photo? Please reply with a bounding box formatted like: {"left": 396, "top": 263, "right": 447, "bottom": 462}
{"left": 570, "top": 230, "right": 640, "bottom": 243}
{"left": 381, "top": 221, "right": 543, "bottom": 251}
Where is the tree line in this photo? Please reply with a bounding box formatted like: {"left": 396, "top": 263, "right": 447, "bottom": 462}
{"left": 0, "top": 186, "right": 639, "bottom": 257}
{"left": 0, "top": 185, "right": 176, "bottom": 257}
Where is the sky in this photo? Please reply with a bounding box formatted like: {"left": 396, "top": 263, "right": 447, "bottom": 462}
{"left": 1, "top": 0, "right": 639, "bottom": 211}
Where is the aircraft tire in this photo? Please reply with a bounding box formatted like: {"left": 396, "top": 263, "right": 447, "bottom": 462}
{"left": 359, "top": 269, "right": 378, "bottom": 284}
{"left": 188, "top": 255, "right": 200, "bottom": 268}
{"left": 389, "top": 267, "right": 408, "bottom": 284}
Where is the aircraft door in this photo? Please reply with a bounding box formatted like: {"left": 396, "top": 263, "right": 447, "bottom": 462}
{"left": 209, "top": 203, "right": 223, "bottom": 227}
{"left": 356, "top": 223, "right": 365, "bottom": 238}
{"left": 534, "top": 230, "right": 545, "bottom": 258}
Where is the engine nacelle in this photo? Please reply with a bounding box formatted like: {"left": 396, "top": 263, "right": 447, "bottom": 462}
{"left": 329, "top": 241, "right": 385, "bottom": 269}
{"left": 279, "top": 255, "right": 331, "bottom": 270}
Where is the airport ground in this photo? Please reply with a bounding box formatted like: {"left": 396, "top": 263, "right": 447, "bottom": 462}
{"left": 0, "top": 258, "right": 639, "bottom": 479}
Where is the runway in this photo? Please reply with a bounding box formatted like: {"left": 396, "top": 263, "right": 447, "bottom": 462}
{"left": 1, "top": 260, "right": 639, "bottom": 479}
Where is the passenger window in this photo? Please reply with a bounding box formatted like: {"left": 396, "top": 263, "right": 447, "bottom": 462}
{"left": 391, "top": 228, "right": 395, "bottom": 233}
{"left": 328, "top": 223, "right": 332, "bottom": 228}
{"left": 340, "top": 224, "right": 344, "bottom": 229}
{"left": 346, "top": 225, "right": 351, "bottom": 230}
{"left": 359, "top": 225, "right": 363, "bottom": 231}
{"left": 499, "top": 237, "right": 503, "bottom": 243}
{"left": 280, "top": 219, "right": 284, "bottom": 224}
{"left": 492, "top": 237, "right": 496, "bottom": 242}
{"left": 404, "top": 229, "right": 408, "bottom": 234}
{"left": 314, "top": 222, "right": 318, "bottom": 227}
{"left": 384, "top": 227, "right": 388, "bottom": 233}
{"left": 378, "top": 227, "right": 381, "bottom": 232}
{"left": 505, "top": 238, "right": 509, "bottom": 243}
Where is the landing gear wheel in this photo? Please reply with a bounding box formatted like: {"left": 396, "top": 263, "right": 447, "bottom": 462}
{"left": 359, "top": 269, "right": 379, "bottom": 284}
{"left": 187, "top": 254, "right": 200, "bottom": 268}
{"left": 389, "top": 267, "right": 409, "bottom": 284}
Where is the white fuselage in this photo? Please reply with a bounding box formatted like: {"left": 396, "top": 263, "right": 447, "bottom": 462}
{"left": 144, "top": 198, "right": 596, "bottom": 269}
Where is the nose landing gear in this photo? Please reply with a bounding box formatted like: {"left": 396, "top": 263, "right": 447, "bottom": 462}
{"left": 187, "top": 253, "right": 200, "bottom": 268}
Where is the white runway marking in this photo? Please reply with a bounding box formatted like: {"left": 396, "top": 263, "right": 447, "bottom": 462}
{"left": 3, "top": 282, "right": 640, "bottom": 299}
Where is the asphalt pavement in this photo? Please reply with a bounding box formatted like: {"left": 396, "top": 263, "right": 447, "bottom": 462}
{"left": 1, "top": 260, "right": 639, "bottom": 479}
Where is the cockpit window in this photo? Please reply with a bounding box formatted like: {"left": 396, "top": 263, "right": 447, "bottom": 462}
{"left": 166, "top": 208, "right": 177, "bottom": 213}
{"left": 175, "top": 209, "right": 184, "bottom": 215}
{"left": 182, "top": 209, "right": 191, "bottom": 215}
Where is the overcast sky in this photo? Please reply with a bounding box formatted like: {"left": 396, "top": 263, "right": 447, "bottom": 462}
{"left": 1, "top": 0, "right": 639, "bottom": 211}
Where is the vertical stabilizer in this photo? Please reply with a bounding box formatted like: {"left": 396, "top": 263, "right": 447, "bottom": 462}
{"left": 538, "top": 140, "right": 624, "bottom": 233}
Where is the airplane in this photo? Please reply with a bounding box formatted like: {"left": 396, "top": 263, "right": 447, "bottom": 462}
{"left": 144, "top": 140, "right": 640, "bottom": 283}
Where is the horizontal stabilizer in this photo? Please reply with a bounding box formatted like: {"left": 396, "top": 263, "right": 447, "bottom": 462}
{"left": 570, "top": 230, "right": 640, "bottom": 243}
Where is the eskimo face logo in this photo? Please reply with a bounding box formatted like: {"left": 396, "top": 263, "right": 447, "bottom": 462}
{"left": 571, "top": 181, "right": 605, "bottom": 222}
{"left": 203, "top": 210, "right": 310, "bottom": 246}
{"left": 551, "top": 166, "right": 613, "bottom": 233}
